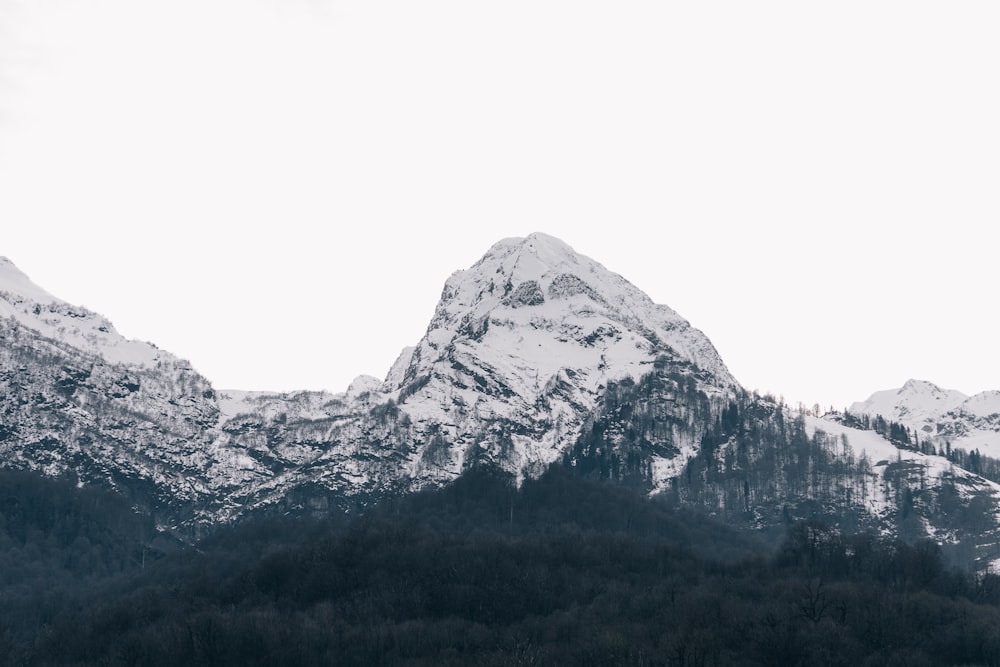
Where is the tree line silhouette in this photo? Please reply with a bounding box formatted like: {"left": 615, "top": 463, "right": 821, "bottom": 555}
{"left": 5, "top": 467, "right": 1000, "bottom": 665}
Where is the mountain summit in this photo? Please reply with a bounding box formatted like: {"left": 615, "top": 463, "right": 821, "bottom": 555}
{"left": 381, "top": 232, "right": 737, "bottom": 483}
{"left": 392, "top": 233, "right": 735, "bottom": 398}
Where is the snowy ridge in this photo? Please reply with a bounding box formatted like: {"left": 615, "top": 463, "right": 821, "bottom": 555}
{"left": 851, "top": 380, "right": 1000, "bottom": 458}
{"left": 0, "top": 256, "right": 168, "bottom": 368}
{"left": 0, "top": 257, "right": 59, "bottom": 304}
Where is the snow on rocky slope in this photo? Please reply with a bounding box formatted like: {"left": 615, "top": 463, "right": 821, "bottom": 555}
{"left": 803, "top": 412, "right": 1000, "bottom": 568}
{"left": 1, "top": 256, "right": 168, "bottom": 367}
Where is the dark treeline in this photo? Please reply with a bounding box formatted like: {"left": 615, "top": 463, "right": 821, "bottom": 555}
{"left": 5, "top": 468, "right": 1000, "bottom": 666}
{"left": 0, "top": 469, "right": 180, "bottom": 653}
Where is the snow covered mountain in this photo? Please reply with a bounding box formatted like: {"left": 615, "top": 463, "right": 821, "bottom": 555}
{"left": 851, "top": 379, "right": 1000, "bottom": 458}
{"left": 382, "top": 233, "right": 738, "bottom": 484}
{"left": 4, "top": 237, "right": 1000, "bottom": 568}
{"left": 0, "top": 236, "right": 736, "bottom": 530}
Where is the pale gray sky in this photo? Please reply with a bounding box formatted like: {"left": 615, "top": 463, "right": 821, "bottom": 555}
{"left": 1, "top": 1, "right": 998, "bottom": 409}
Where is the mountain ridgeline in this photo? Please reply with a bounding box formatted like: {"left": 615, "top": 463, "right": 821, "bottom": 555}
{"left": 3, "top": 236, "right": 1000, "bottom": 571}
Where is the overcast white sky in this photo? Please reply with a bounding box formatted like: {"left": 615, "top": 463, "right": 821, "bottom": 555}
{"left": 1, "top": 1, "right": 998, "bottom": 409}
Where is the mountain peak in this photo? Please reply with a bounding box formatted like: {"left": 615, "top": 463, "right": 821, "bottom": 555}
{"left": 850, "top": 380, "right": 969, "bottom": 435}
{"left": 899, "top": 379, "right": 971, "bottom": 404}
{"left": 394, "top": 231, "right": 736, "bottom": 414}
{"left": 510, "top": 231, "right": 578, "bottom": 261}
{"left": 472, "top": 232, "right": 587, "bottom": 287}
{"left": 491, "top": 232, "right": 574, "bottom": 255}
{"left": 900, "top": 378, "right": 946, "bottom": 394}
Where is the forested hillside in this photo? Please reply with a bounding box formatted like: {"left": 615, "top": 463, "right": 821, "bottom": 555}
{"left": 6, "top": 468, "right": 1000, "bottom": 666}
{"left": 568, "top": 370, "right": 1000, "bottom": 568}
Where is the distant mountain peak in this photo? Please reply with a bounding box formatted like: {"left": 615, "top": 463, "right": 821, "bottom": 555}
{"left": 851, "top": 381, "right": 967, "bottom": 430}
{"left": 899, "top": 378, "right": 958, "bottom": 397}
{"left": 396, "top": 232, "right": 736, "bottom": 398}
{"left": 850, "top": 380, "right": 1000, "bottom": 455}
